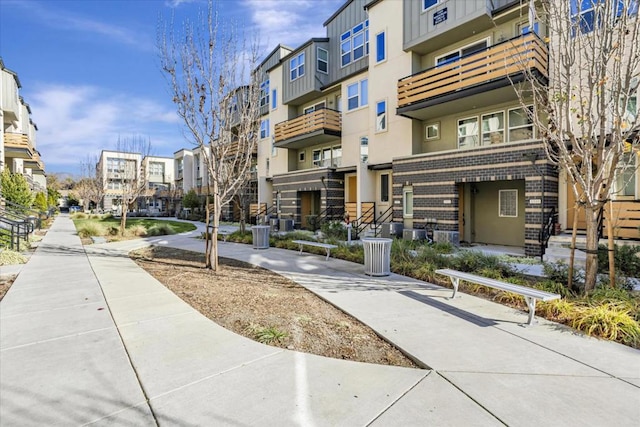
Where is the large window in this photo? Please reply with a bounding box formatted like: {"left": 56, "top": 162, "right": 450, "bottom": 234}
{"left": 423, "top": 0, "right": 440, "bottom": 11}
{"left": 260, "top": 80, "right": 269, "bottom": 107}
{"left": 376, "top": 100, "right": 387, "bottom": 132}
{"left": 570, "top": 0, "right": 638, "bottom": 35}
{"left": 317, "top": 47, "right": 328, "bottom": 74}
{"left": 508, "top": 106, "right": 534, "bottom": 141}
{"left": 499, "top": 190, "right": 518, "bottom": 217}
{"left": 260, "top": 119, "right": 270, "bottom": 139}
{"left": 290, "top": 52, "right": 305, "bottom": 81}
{"left": 482, "top": 112, "right": 504, "bottom": 145}
{"left": 380, "top": 174, "right": 389, "bottom": 202}
{"left": 458, "top": 117, "right": 479, "bottom": 148}
{"left": 375, "top": 31, "right": 386, "bottom": 63}
{"left": 436, "top": 39, "right": 488, "bottom": 67}
{"left": 340, "top": 20, "right": 369, "bottom": 67}
{"left": 615, "top": 152, "right": 637, "bottom": 197}
{"left": 312, "top": 146, "right": 341, "bottom": 168}
{"left": 271, "top": 88, "right": 277, "bottom": 110}
{"left": 347, "top": 79, "right": 368, "bottom": 111}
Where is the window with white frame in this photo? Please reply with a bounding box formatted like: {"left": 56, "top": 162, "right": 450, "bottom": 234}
{"left": 347, "top": 79, "right": 368, "bottom": 110}
{"left": 340, "top": 20, "right": 369, "bottom": 67}
{"left": 499, "top": 189, "right": 518, "bottom": 217}
{"left": 312, "top": 149, "right": 322, "bottom": 167}
{"left": 436, "top": 38, "right": 489, "bottom": 67}
{"left": 423, "top": 0, "right": 440, "bottom": 12}
{"left": 615, "top": 152, "right": 637, "bottom": 197}
{"left": 508, "top": 106, "right": 534, "bottom": 141}
{"left": 311, "top": 148, "right": 334, "bottom": 168}
{"left": 360, "top": 136, "right": 369, "bottom": 163}
{"left": 332, "top": 145, "right": 342, "bottom": 167}
{"left": 426, "top": 123, "right": 439, "bottom": 140}
{"left": 376, "top": 100, "right": 387, "bottom": 132}
{"left": 260, "top": 80, "right": 269, "bottom": 107}
{"left": 317, "top": 47, "right": 328, "bottom": 74}
{"left": 403, "top": 187, "right": 413, "bottom": 218}
{"left": 260, "top": 119, "right": 270, "bottom": 139}
{"left": 375, "top": 31, "right": 386, "bottom": 63}
{"left": 458, "top": 117, "right": 479, "bottom": 148}
{"left": 271, "top": 88, "right": 277, "bottom": 110}
{"left": 290, "top": 52, "right": 305, "bottom": 81}
{"left": 482, "top": 111, "right": 505, "bottom": 145}
{"left": 149, "top": 162, "right": 164, "bottom": 176}
{"left": 517, "top": 19, "right": 539, "bottom": 35}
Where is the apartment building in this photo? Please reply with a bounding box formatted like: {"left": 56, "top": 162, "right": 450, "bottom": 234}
{"left": 140, "top": 155, "right": 174, "bottom": 215}
{"left": 1, "top": 58, "right": 46, "bottom": 193}
{"left": 97, "top": 150, "right": 142, "bottom": 213}
{"left": 253, "top": 0, "right": 559, "bottom": 255}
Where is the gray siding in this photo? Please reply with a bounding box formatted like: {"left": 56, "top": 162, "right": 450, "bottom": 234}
{"left": 403, "top": 0, "right": 491, "bottom": 51}
{"left": 282, "top": 41, "right": 330, "bottom": 105}
{"left": 326, "top": 0, "right": 369, "bottom": 84}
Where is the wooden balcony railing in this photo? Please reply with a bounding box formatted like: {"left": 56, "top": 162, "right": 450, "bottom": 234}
{"left": 3, "top": 133, "right": 34, "bottom": 158}
{"left": 275, "top": 108, "right": 341, "bottom": 144}
{"left": 398, "top": 33, "right": 548, "bottom": 109}
{"left": 604, "top": 201, "right": 640, "bottom": 239}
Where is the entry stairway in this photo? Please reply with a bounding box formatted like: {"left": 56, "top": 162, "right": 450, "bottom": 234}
{"left": 543, "top": 235, "right": 587, "bottom": 268}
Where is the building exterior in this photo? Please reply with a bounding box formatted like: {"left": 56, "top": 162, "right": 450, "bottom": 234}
{"left": 252, "top": 0, "right": 572, "bottom": 256}
{"left": 1, "top": 58, "right": 46, "bottom": 193}
{"left": 97, "top": 150, "right": 142, "bottom": 213}
{"left": 140, "top": 155, "right": 174, "bottom": 215}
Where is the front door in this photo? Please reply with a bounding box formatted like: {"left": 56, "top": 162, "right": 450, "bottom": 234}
{"left": 300, "top": 191, "right": 321, "bottom": 229}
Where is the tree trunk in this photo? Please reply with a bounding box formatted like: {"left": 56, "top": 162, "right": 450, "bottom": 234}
{"left": 120, "top": 206, "right": 128, "bottom": 236}
{"left": 607, "top": 200, "right": 615, "bottom": 288}
{"left": 210, "top": 190, "right": 219, "bottom": 271}
{"left": 568, "top": 204, "right": 579, "bottom": 292}
{"left": 205, "top": 196, "right": 212, "bottom": 269}
{"left": 583, "top": 205, "right": 600, "bottom": 293}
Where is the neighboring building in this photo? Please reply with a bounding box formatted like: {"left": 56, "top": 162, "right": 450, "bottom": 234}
{"left": 253, "top": 0, "right": 563, "bottom": 255}
{"left": 139, "top": 155, "right": 175, "bottom": 215}
{"left": 97, "top": 150, "right": 142, "bottom": 213}
{"left": 1, "top": 58, "right": 46, "bottom": 193}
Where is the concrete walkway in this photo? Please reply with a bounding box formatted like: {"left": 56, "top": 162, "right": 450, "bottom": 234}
{"left": 1, "top": 215, "right": 639, "bottom": 426}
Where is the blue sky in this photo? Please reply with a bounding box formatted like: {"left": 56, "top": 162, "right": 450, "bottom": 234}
{"left": 0, "top": 0, "right": 344, "bottom": 176}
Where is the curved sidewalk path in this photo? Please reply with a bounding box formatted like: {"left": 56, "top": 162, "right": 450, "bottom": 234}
{"left": 1, "top": 215, "right": 639, "bottom": 426}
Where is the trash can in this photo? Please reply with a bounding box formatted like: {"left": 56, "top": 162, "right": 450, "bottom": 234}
{"left": 362, "top": 238, "right": 392, "bottom": 276}
{"left": 251, "top": 225, "right": 270, "bottom": 249}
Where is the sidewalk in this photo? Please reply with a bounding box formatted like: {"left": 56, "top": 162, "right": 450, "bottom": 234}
{"left": 1, "top": 215, "right": 639, "bottom": 426}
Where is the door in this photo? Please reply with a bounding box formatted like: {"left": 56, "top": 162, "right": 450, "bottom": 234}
{"left": 300, "top": 191, "right": 321, "bottom": 229}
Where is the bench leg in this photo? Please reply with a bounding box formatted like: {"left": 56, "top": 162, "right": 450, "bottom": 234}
{"left": 449, "top": 277, "right": 459, "bottom": 299}
{"left": 298, "top": 244, "right": 304, "bottom": 255}
{"left": 325, "top": 248, "right": 330, "bottom": 261}
{"left": 525, "top": 296, "right": 537, "bottom": 326}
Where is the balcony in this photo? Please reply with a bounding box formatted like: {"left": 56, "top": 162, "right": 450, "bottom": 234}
{"left": 274, "top": 108, "right": 341, "bottom": 150}
{"left": 3, "top": 133, "right": 34, "bottom": 159}
{"left": 397, "top": 33, "right": 548, "bottom": 120}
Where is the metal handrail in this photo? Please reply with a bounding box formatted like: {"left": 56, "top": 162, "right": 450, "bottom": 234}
{"left": 352, "top": 204, "right": 376, "bottom": 239}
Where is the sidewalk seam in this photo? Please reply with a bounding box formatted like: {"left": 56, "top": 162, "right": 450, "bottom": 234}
{"left": 365, "top": 370, "right": 432, "bottom": 426}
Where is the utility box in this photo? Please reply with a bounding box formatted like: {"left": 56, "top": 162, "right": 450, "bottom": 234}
{"left": 433, "top": 230, "right": 460, "bottom": 246}
{"left": 381, "top": 222, "right": 404, "bottom": 239}
{"left": 403, "top": 229, "right": 426, "bottom": 241}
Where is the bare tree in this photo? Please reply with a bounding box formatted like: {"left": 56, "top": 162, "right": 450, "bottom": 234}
{"left": 158, "top": 1, "right": 261, "bottom": 270}
{"left": 514, "top": 0, "right": 640, "bottom": 292}
{"left": 76, "top": 155, "right": 104, "bottom": 212}
{"left": 114, "top": 135, "right": 152, "bottom": 235}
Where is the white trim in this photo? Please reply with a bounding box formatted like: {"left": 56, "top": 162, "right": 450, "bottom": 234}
{"left": 317, "top": 47, "right": 329, "bottom": 74}
{"left": 422, "top": 0, "right": 440, "bottom": 13}
{"left": 499, "top": 189, "right": 518, "bottom": 218}
{"left": 425, "top": 122, "right": 440, "bottom": 140}
{"left": 375, "top": 99, "right": 387, "bottom": 133}
{"left": 375, "top": 30, "right": 386, "bottom": 64}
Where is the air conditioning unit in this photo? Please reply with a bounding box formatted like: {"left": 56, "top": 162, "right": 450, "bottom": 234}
{"left": 433, "top": 230, "right": 460, "bottom": 246}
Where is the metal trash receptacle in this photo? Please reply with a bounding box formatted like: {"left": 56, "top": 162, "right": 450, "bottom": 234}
{"left": 362, "top": 238, "right": 392, "bottom": 276}
{"left": 251, "top": 225, "right": 270, "bottom": 249}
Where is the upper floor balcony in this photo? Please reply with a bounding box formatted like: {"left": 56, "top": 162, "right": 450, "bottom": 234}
{"left": 274, "top": 108, "right": 341, "bottom": 150}
{"left": 3, "top": 132, "right": 34, "bottom": 159}
{"left": 397, "top": 33, "right": 548, "bottom": 120}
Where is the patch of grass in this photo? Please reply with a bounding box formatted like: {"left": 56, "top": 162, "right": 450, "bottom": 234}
{"left": 0, "top": 250, "right": 28, "bottom": 265}
{"left": 77, "top": 222, "right": 107, "bottom": 238}
{"left": 245, "top": 324, "right": 288, "bottom": 345}
{"left": 73, "top": 217, "right": 196, "bottom": 238}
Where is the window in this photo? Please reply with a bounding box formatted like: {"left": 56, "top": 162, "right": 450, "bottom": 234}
{"left": 271, "top": 89, "right": 277, "bottom": 110}
{"left": 615, "top": 152, "right": 637, "bottom": 197}
{"left": 317, "top": 47, "right": 328, "bottom": 74}
{"left": 194, "top": 154, "right": 201, "bottom": 178}
{"left": 290, "top": 52, "right": 305, "bottom": 81}
{"left": 260, "top": 80, "right": 269, "bottom": 107}
{"left": 347, "top": 79, "right": 368, "bottom": 110}
{"left": 423, "top": 0, "right": 440, "bottom": 11}
{"left": 508, "top": 106, "right": 534, "bottom": 141}
{"left": 299, "top": 151, "right": 305, "bottom": 162}
{"left": 426, "top": 123, "right": 439, "bottom": 140}
{"left": 149, "top": 162, "right": 164, "bottom": 176}
{"left": 436, "top": 39, "right": 489, "bottom": 67}
{"left": 381, "top": 174, "right": 389, "bottom": 202}
{"left": 376, "top": 100, "right": 387, "bottom": 132}
{"left": 360, "top": 136, "right": 369, "bottom": 163}
{"left": 311, "top": 148, "right": 335, "bottom": 168}
{"left": 482, "top": 112, "right": 505, "bottom": 145}
{"left": 332, "top": 145, "right": 342, "bottom": 167}
{"left": 375, "top": 31, "right": 386, "bottom": 63}
{"left": 499, "top": 190, "right": 518, "bottom": 217}
{"left": 458, "top": 117, "right": 479, "bottom": 148}
{"left": 340, "top": 20, "right": 369, "bottom": 67}
{"left": 518, "top": 20, "right": 539, "bottom": 35}
{"left": 403, "top": 187, "right": 413, "bottom": 218}
{"left": 272, "top": 136, "right": 277, "bottom": 156}
{"left": 313, "top": 149, "right": 322, "bottom": 167}
{"left": 571, "top": 0, "right": 601, "bottom": 34}
{"left": 260, "top": 119, "right": 270, "bottom": 139}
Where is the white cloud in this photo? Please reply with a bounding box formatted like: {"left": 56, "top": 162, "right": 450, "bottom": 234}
{"left": 27, "top": 83, "right": 183, "bottom": 173}
{"left": 165, "top": 0, "right": 199, "bottom": 7}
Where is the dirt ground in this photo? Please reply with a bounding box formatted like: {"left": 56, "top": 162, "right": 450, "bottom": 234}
{"left": 130, "top": 246, "right": 418, "bottom": 368}
{"left": 0, "top": 275, "right": 16, "bottom": 302}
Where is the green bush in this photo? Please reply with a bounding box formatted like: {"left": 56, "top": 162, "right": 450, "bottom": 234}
{"left": 450, "top": 250, "right": 514, "bottom": 276}
{"left": 71, "top": 212, "right": 87, "bottom": 220}
{"left": 320, "top": 221, "right": 347, "bottom": 240}
{"left": 77, "top": 223, "right": 106, "bottom": 238}
{"left": 245, "top": 324, "right": 288, "bottom": 345}
{"left": 146, "top": 224, "right": 175, "bottom": 236}
{"left": 598, "top": 244, "right": 640, "bottom": 278}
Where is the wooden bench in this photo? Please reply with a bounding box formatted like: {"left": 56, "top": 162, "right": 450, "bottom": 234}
{"left": 291, "top": 240, "right": 338, "bottom": 261}
{"left": 435, "top": 268, "right": 561, "bottom": 326}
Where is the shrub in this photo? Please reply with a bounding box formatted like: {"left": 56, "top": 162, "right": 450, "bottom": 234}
{"left": 542, "top": 261, "right": 585, "bottom": 289}
{"left": 245, "top": 324, "right": 288, "bottom": 345}
{"left": 0, "top": 250, "right": 28, "bottom": 265}
{"left": 571, "top": 303, "right": 640, "bottom": 347}
{"left": 126, "top": 224, "right": 148, "bottom": 237}
{"left": 450, "top": 250, "right": 514, "bottom": 276}
{"left": 71, "top": 212, "right": 87, "bottom": 220}
{"left": 146, "top": 224, "right": 175, "bottom": 236}
{"left": 77, "top": 223, "right": 106, "bottom": 238}
{"left": 537, "top": 299, "right": 580, "bottom": 323}
{"left": 320, "top": 221, "right": 347, "bottom": 240}
{"left": 598, "top": 244, "right": 640, "bottom": 278}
